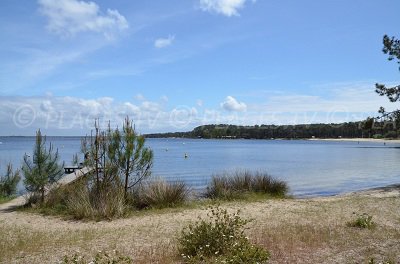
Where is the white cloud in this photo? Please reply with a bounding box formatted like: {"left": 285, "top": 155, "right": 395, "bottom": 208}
{"left": 141, "top": 101, "right": 161, "bottom": 113}
{"left": 221, "top": 96, "right": 247, "bottom": 112}
{"left": 161, "top": 95, "right": 169, "bottom": 102}
{"left": 154, "top": 35, "right": 175, "bottom": 48}
{"left": 38, "top": 0, "right": 129, "bottom": 39}
{"left": 199, "top": 0, "right": 247, "bottom": 17}
{"left": 134, "top": 93, "right": 146, "bottom": 101}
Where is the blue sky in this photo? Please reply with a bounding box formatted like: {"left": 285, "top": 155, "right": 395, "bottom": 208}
{"left": 0, "top": 0, "right": 399, "bottom": 135}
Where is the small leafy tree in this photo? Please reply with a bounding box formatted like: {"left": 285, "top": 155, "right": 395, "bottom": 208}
{"left": 22, "top": 130, "right": 64, "bottom": 203}
{"left": 0, "top": 163, "right": 21, "bottom": 197}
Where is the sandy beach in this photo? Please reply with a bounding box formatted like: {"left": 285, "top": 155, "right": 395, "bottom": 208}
{"left": 1, "top": 185, "right": 399, "bottom": 264}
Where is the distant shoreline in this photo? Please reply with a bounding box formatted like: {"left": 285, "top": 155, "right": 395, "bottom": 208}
{"left": 308, "top": 137, "right": 400, "bottom": 143}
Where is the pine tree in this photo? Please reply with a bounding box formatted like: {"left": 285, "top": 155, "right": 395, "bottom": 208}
{"left": 22, "top": 130, "right": 64, "bottom": 203}
{"left": 375, "top": 35, "right": 400, "bottom": 122}
{"left": 0, "top": 163, "right": 21, "bottom": 197}
{"left": 117, "top": 117, "right": 153, "bottom": 195}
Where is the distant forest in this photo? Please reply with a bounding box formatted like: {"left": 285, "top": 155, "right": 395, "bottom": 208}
{"left": 145, "top": 121, "right": 399, "bottom": 139}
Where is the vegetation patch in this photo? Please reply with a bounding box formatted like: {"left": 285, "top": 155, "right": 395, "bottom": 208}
{"left": 133, "top": 180, "right": 189, "bottom": 209}
{"left": 0, "top": 163, "right": 20, "bottom": 201}
{"left": 347, "top": 213, "right": 376, "bottom": 229}
{"left": 0, "top": 196, "right": 14, "bottom": 204}
{"left": 62, "top": 250, "right": 133, "bottom": 264}
{"left": 178, "top": 205, "right": 269, "bottom": 263}
{"left": 205, "top": 170, "right": 288, "bottom": 200}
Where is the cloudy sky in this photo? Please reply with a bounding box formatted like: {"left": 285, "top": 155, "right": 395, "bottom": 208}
{"left": 0, "top": 0, "right": 399, "bottom": 135}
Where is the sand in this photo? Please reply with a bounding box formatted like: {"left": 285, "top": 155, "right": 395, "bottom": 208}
{"left": 1, "top": 185, "right": 399, "bottom": 263}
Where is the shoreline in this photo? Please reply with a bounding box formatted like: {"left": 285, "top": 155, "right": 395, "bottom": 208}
{"left": 2, "top": 183, "right": 399, "bottom": 212}
{"left": 308, "top": 137, "right": 400, "bottom": 143}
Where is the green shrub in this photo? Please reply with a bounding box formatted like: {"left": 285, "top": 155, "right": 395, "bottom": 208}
{"left": 347, "top": 213, "right": 376, "bottom": 229}
{"left": 373, "top": 134, "right": 383, "bottom": 139}
{"left": 133, "top": 180, "right": 189, "bottom": 209}
{"left": 0, "top": 163, "right": 21, "bottom": 198}
{"left": 178, "top": 206, "right": 269, "bottom": 263}
{"left": 205, "top": 170, "right": 288, "bottom": 200}
{"left": 62, "top": 250, "right": 133, "bottom": 264}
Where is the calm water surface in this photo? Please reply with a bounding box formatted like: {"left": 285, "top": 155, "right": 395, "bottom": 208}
{"left": 0, "top": 137, "right": 399, "bottom": 196}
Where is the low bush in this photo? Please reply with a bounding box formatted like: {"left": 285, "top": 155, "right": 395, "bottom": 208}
{"left": 178, "top": 205, "right": 269, "bottom": 263}
{"left": 132, "top": 180, "right": 189, "bottom": 209}
{"left": 347, "top": 213, "right": 376, "bottom": 229}
{"left": 205, "top": 170, "right": 288, "bottom": 200}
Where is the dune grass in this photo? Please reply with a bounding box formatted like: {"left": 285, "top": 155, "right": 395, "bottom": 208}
{"left": 133, "top": 180, "right": 190, "bottom": 210}
{"left": 22, "top": 170, "right": 288, "bottom": 220}
{"left": 205, "top": 170, "right": 288, "bottom": 200}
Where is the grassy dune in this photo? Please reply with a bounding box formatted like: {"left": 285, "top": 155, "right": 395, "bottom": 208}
{"left": 0, "top": 187, "right": 399, "bottom": 263}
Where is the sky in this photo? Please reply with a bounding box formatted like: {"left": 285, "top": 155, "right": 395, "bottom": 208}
{"left": 0, "top": 0, "right": 399, "bottom": 136}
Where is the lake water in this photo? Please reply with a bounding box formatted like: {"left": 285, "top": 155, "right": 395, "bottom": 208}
{"left": 0, "top": 137, "right": 399, "bottom": 197}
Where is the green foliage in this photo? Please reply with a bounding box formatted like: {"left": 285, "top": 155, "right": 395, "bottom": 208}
{"left": 205, "top": 170, "right": 288, "bottom": 200}
{"left": 116, "top": 117, "right": 153, "bottom": 195}
{"left": 0, "top": 196, "right": 14, "bottom": 204}
{"left": 146, "top": 122, "right": 385, "bottom": 139}
{"left": 372, "top": 134, "right": 383, "bottom": 139}
{"left": 0, "top": 163, "right": 21, "bottom": 197}
{"left": 34, "top": 118, "right": 152, "bottom": 220}
{"left": 81, "top": 118, "right": 153, "bottom": 196}
{"left": 22, "top": 130, "right": 64, "bottom": 203}
{"left": 75, "top": 118, "right": 153, "bottom": 219}
{"left": 178, "top": 206, "right": 269, "bottom": 263}
{"left": 132, "top": 180, "right": 189, "bottom": 209}
{"left": 383, "top": 130, "right": 398, "bottom": 139}
{"left": 347, "top": 213, "right": 376, "bottom": 229}
{"left": 375, "top": 35, "right": 400, "bottom": 121}
{"left": 62, "top": 250, "right": 133, "bottom": 264}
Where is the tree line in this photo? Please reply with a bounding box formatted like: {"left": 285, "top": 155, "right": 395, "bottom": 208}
{"left": 145, "top": 121, "right": 399, "bottom": 140}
